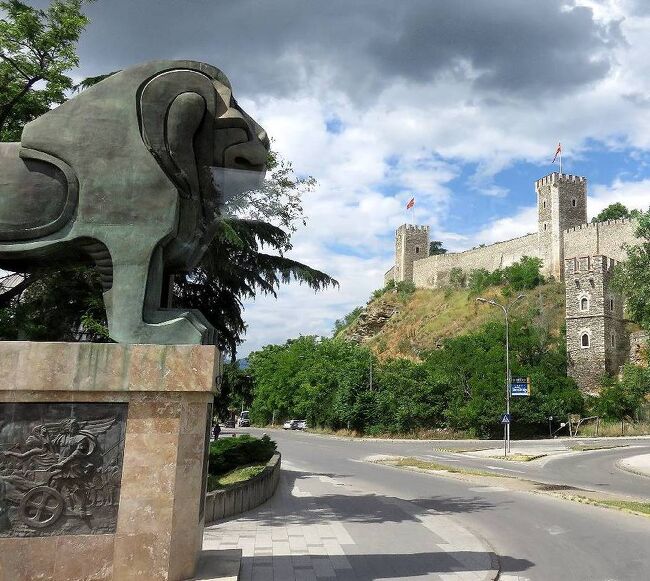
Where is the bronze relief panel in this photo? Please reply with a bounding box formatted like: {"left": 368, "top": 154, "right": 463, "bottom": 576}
{"left": 0, "top": 402, "right": 127, "bottom": 537}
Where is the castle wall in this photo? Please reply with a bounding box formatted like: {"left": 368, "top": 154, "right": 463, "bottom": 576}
{"left": 564, "top": 218, "right": 639, "bottom": 263}
{"left": 384, "top": 266, "right": 395, "bottom": 286}
{"left": 412, "top": 233, "right": 540, "bottom": 288}
{"left": 395, "top": 225, "right": 429, "bottom": 283}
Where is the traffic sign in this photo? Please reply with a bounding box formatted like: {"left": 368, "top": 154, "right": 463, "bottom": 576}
{"left": 510, "top": 376, "right": 531, "bottom": 397}
{"left": 501, "top": 413, "right": 511, "bottom": 424}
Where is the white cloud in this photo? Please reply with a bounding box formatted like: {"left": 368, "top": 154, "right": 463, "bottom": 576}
{"left": 589, "top": 178, "right": 650, "bottom": 217}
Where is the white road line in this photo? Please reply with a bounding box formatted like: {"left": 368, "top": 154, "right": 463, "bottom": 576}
{"left": 485, "top": 465, "right": 526, "bottom": 473}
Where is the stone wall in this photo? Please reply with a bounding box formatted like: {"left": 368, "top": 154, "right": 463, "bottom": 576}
{"left": 564, "top": 219, "right": 640, "bottom": 263}
{"left": 384, "top": 266, "right": 395, "bottom": 286}
{"left": 204, "top": 453, "right": 281, "bottom": 524}
{"left": 412, "top": 232, "right": 539, "bottom": 288}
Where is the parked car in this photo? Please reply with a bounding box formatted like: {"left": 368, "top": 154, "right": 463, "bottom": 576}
{"left": 283, "top": 419, "right": 300, "bottom": 430}
{"left": 238, "top": 410, "right": 251, "bottom": 427}
{"left": 297, "top": 420, "right": 307, "bottom": 430}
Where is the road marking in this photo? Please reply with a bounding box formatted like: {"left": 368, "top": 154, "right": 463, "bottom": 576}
{"left": 485, "top": 465, "right": 525, "bottom": 473}
{"left": 546, "top": 525, "right": 568, "bottom": 535}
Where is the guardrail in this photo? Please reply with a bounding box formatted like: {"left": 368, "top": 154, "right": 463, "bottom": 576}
{"left": 204, "top": 452, "right": 281, "bottom": 524}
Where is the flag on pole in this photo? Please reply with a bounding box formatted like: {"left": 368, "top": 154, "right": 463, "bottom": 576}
{"left": 406, "top": 197, "right": 415, "bottom": 210}
{"left": 552, "top": 142, "right": 561, "bottom": 164}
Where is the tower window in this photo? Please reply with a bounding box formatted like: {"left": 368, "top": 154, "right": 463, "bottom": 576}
{"left": 580, "top": 298, "right": 589, "bottom": 311}
{"left": 611, "top": 334, "right": 616, "bottom": 348}
{"left": 581, "top": 333, "right": 590, "bottom": 348}
{"left": 575, "top": 280, "right": 580, "bottom": 288}
{"left": 544, "top": 223, "right": 547, "bottom": 231}
{"left": 415, "top": 246, "right": 420, "bottom": 254}
{"left": 543, "top": 201, "right": 546, "bottom": 209}
{"left": 610, "top": 298, "right": 614, "bottom": 311}
{"left": 572, "top": 198, "right": 577, "bottom": 207}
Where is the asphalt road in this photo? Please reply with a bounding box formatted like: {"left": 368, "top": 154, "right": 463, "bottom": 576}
{"left": 237, "top": 428, "right": 650, "bottom": 580}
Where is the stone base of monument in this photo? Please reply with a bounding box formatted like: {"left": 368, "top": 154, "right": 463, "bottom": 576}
{"left": 0, "top": 341, "right": 219, "bottom": 581}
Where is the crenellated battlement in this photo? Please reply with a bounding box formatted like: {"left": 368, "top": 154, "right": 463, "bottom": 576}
{"left": 535, "top": 172, "right": 587, "bottom": 189}
{"left": 564, "top": 217, "right": 634, "bottom": 234}
{"left": 398, "top": 224, "right": 430, "bottom": 233}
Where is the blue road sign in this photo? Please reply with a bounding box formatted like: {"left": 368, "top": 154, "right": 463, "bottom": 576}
{"left": 510, "top": 376, "right": 531, "bottom": 397}
{"left": 501, "top": 413, "right": 511, "bottom": 424}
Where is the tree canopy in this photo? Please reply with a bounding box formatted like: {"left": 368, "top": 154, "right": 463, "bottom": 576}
{"left": 0, "top": 0, "right": 89, "bottom": 141}
{"left": 247, "top": 320, "right": 584, "bottom": 438}
{"left": 591, "top": 202, "right": 641, "bottom": 224}
{"left": 429, "top": 240, "right": 447, "bottom": 255}
{"left": 613, "top": 209, "right": 650, "bottom": 332}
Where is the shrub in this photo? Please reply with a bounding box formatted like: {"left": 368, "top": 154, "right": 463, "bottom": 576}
{"left": 448, "top": 268, "right": 466, "bottom": 289}
{"left": 468, "top": 268, "right": 503, "bottom": 294}
{"left": 208, "top": 434, "right": 276, "bottom": 476}
{"left": 395, "top": 280, "right": 416, "bottom": 299}
{"left": 502, "top": 256, "right": 544, "bottom": 291}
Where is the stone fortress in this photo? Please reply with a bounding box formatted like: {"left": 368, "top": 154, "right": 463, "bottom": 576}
{"left": 384, "top": 172, "right": 643, "bottom": 393}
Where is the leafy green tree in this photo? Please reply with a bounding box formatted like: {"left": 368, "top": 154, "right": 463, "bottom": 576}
{"left": 591, "top": 202, "right": 641, "bottom": 223}
{"left": 613, "top": 210, "right": 650, "bottom": 332}
{"left": 215, "top": 362, "right": 254, "bottom": 421}
{"left": 448, "top": 267, "right": 466, "bottom": 289}
{"left": 0, "top": 0, "right": 89, "bottom": 141}
{"left": 429, "top": 240, "right": 447, "bottom": 255}
{"left": 0, "top": 266, "right": 107, "bottom": 341}
{"left": 502, "top": 256, "right": 544, "bottom": 291}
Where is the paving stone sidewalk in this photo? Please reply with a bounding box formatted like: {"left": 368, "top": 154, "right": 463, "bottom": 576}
{"left": 202, "top": 466, "right": 498, "bottom": 581}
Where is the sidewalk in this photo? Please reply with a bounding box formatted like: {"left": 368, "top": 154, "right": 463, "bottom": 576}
{"left": 202, "top": 466, "right": 498, "bottom": 581}
{"left": 619, "top": 453, "right": 650, "bottom": 477}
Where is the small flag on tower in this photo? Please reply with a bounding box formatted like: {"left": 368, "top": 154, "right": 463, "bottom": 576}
{"left": 552, "top": 142, "right": 561, "bottom": 164}
{"left": 406, "top": 197, "right": 415, "bottom": 210}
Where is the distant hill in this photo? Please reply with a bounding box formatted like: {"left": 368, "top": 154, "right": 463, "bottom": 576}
{"left": 338, "top": 281, "right": 567, "bottom": 360}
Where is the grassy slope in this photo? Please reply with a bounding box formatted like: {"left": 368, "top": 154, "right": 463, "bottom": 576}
{"left": 351, "top": 281, "right": 566, "bottom": 360}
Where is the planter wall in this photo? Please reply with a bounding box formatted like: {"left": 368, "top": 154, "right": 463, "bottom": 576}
{"left": 204, "top": 452, "right": 281, "bottom": 524}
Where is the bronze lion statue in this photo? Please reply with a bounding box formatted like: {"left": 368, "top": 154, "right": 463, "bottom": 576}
{"left": 0, "top": 60, "right": 269, "bottom": 345}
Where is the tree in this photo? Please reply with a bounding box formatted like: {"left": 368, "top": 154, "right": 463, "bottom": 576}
{"left": 613, "top": 209, "right": 650, "bottom": 331}
{"left": 0, "top": 0, "right": 89, "bottom": 141}
{"left": 429, "top": 240, "right": 447, "bottom": 255}
{"left": 591, "top": 202, "right": 641, "bottom": 223}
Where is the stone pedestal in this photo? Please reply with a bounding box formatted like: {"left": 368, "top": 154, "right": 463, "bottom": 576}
{"left": 0, "top": 342, "right": 219, "bottom": 581}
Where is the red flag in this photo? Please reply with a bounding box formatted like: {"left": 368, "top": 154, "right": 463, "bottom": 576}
{"left": 406, "top": 197, "right": 415, "bottom": 210}
{"left": 552, "top": 142, "right": 561, "bottom": 164}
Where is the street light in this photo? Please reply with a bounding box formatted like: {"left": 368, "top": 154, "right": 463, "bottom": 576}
{"left": 476, "top": 293, "right": 525, "bottom": 456}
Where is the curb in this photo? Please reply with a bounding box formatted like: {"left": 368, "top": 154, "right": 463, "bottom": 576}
{"left": 616, "top": 456, "right": 650, "bottom": 480}
{"left": 205, "top": 452, "right": 281, "bottom": 524}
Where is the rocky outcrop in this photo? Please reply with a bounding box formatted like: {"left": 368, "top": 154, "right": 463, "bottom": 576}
{"left": 343, "top": 299, "right": 398, "bottom": 344}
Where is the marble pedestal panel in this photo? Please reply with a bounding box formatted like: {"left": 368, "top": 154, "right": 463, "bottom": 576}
{"left": 0, "top": 341, "right": 219, "bottom": 581}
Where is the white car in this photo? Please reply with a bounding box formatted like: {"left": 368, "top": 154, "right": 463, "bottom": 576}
{"left": 297, "top": 420, "right": 307, "bottom": 430}
{"left": 283, "top": 419, "right": 300, "bottom": 430}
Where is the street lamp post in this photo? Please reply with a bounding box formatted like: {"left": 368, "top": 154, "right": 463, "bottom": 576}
{"left": 476, "top": 294, "right": 525, "bottom": 456}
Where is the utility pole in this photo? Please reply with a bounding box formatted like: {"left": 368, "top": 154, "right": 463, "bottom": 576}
{"left": 476, "top": 294, "right": 525, "bottom": 456}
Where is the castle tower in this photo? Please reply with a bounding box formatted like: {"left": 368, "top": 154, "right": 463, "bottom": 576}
{"left": 394, "top": 224, "right": 430, "bottom": 283}
{"left": 536, "top": 173, "right": 587, "bottom": 279}
{"left": 565, "top": 255, "right": 628, "bottom": 394}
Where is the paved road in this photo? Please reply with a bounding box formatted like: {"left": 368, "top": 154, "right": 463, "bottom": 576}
{"left": 236, "top": 428, "right": 650, "bottom": 580}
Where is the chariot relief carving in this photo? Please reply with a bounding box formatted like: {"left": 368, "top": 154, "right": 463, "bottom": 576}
{"left": 0, "top": 403, "right": 127, "bottom": 537}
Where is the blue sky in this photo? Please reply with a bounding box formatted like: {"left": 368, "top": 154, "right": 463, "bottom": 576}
{"left": 63, "top": 0, "right": 650, "bottom": 356}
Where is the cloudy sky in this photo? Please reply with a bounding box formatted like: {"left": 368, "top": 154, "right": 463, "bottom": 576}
{"left": 67, "top": 0, "right": 650, "bottom": 356}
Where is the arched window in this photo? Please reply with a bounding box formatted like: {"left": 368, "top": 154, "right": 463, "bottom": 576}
{"left": 415, "top": 246, "right": 420, "bottom": 254}
{"left": 572, "top": 198, "right": 577, "bottom": 207}
{"left": 580, "top": 297, "right": 588, "bottom": 311}
{"left": 544, "top": 223, "right": 547, "bottom": 231}
{"left": 581, "top": 333, "right": 590, "bottom": 348}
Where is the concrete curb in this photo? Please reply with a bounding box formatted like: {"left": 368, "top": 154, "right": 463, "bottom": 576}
{"left": 616, "top": 454, "right": 650, "bottom": 479}
{"left": 204, "top": 453, "right": 281, "bottom": 524}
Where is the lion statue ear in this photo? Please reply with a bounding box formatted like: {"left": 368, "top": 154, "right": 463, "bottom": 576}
{"left": 139, "top": 68, "right": 226, "bottom": 199}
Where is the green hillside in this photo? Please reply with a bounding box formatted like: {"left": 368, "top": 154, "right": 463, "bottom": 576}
{"left": 340, "top": 281, "right": 566, "bottom": 360}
